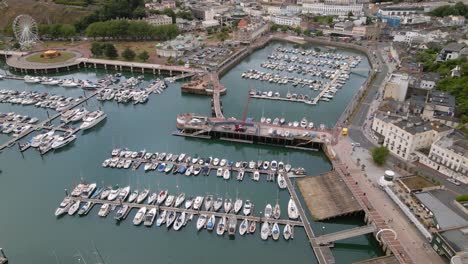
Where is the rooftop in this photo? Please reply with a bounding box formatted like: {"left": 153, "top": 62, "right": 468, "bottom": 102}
{"left": 435, "top": 131, "right": 468, "bottom": 157}
{"left": 394, "top": 116, "right": 450, "bottom": 135}
{"left": 442, "top": 42, "right": 465, "bottom": 52}
{"left": 428, "top": 91, "right": 456, "bottom": 108}
{"left": 440, "top": 226, "right": 468, "bottom": 253}
{"left": 414, "top": 192, "right": 468, "bottom": 229}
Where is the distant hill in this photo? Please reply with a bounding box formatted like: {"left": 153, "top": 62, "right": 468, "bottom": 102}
{"left": 0, "top": 0, "right": 92, "bottom": 30}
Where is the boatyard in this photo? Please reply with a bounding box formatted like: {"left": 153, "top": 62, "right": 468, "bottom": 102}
{"left": 0, "top": 38, "right": 382, "bottom": 264}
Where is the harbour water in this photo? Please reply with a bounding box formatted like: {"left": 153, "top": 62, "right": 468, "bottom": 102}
{"left": 0, "top": 41, "right": 382, "bottom": 264}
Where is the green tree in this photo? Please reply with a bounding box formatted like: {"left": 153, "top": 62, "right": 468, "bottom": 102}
{"left": 347, "top": 11, "right": 354, "bottom": 18}
{"left": 90, "top": 42, "right": 104, "bottom": 57}
{"left": 138, "top": 51, "right": 149, "bottom": 62}
{"left": 372, "top": 147, "right": 389, "bottom": 166}
{"left": 177, "top": 59, "right": 184, "bottom": 65}
{"left": 60, "top": 24, "right": 77, "bottom": 39}
{"left": 293, "top": 27, "right": 302, "bottom": 36}
{"left": 316, "top": 30, "right": 324, "bottom": 36}
{"left": 104, "top": 43, "right": 118, "bottom": 59}
{"left": 121, "top": 47, "right": 136, "bottom": 60}
{"left": 271, "top": 24, "right": 279, "bottom": 31}
{"left": 303, "top": 29, "right": 311, "bottom": 36}
{"left": 167, "top": 56, "right": 174, "bottom": 64}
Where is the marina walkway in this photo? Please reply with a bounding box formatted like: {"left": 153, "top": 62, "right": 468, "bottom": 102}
{"left": 283, "top": 173, "right": 335, "bottom": 264}
{"left": 314, "top": 225, "right": 376, "bottom": 245}
{"left": 333, "top": 161, "right": 412, "bottom": 263}
{"left": 209, "top": 73, "right": 224, "bottom": 119}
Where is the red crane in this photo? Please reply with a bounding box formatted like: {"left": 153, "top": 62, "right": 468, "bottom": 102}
{"left": 234, "top": 91, "right": 252, "bottom": 132}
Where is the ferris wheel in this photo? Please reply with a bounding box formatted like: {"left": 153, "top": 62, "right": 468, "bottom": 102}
{"left": 12, "top": 15, "right": 39, "bottom": 49}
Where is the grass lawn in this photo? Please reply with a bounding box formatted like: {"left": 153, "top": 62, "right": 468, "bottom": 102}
{"left": 25, "top": 51, "right": 76, "bottom": 63}
{"left": 400, "top": 176, "right": 438, "bottom": 191}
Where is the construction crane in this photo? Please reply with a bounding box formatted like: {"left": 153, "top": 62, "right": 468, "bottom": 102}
{"left": 234, "top": 91, "right": 252, "bottom": 132}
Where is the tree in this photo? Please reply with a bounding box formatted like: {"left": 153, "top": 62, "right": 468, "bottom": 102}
{"left": 177, "top": 59, "right": 184, "bottom": 65}
{"left": 104, "top": 43, "right": 118, "bottom": 59}
{"left": 372, "top": 146, "right": 389, "bottom": 166}
{"left": 138, "top": 51, "right": 149, "bottom": 62}
{"left": 167, "top": 56, "right": 174, "bottom": 64}
{"left": 121, "top": 47, "right": 136, "bottom": 60}
{"left": 271, "top": 24, "right": 279, "bottom": 32}
{"left": 303, "top": 29, "right": 311, "bottom": 36}
{"left": 293, "top": 27, "right": 302, "bottom": 36}
{"left": 347, "top": 11, "right": 354, "bottom": 18}
{"left": 91, "top": 42, "right": 104, "bottom": 57}
{"left": 316, "top": 30, "right": 324, "bottom": 36}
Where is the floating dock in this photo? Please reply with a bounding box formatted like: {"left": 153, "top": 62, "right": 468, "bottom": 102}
{"left": 64, "top": 196, "right": 304, "bottom": 227}
{"left": 297, "top": 171, "right": 363, "bottom": 221}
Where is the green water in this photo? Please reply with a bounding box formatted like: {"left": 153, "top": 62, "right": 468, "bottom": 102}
{"left": 0, "top": 41, "right": 382, "bottom": 264}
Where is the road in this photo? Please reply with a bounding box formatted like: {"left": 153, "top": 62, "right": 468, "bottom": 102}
{"left": 346, "top": 42, "right": 467, "bottom": 200}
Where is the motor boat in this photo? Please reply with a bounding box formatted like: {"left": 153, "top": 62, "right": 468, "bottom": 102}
{"left": 234, "top": 199, "right": 243, "bottom": 214}
{"left": 223, "top": 198, "right": 232, "bottom": 213}
{"left": 288, "top": 198, "right": 299, "bottom": 219}
{"left": 173, "top": 212, "right": 186, "bottom": 231}
{"left": 133, "top": 207, "right": 147, "bottom": 225}
{"left": 261, "top": 221, "right": 270, "bottom": 240}
{"left": 273, "top": 203, "right": 281, "bottom": 219}
{"left": 51, "top": 135, "right": 76, "bottom": 149}
{"left": 156, "top": 190, "right": 168, "bottom": 205}
{"left": 243, "top": 200, "right": 252, "bottom": 216}
{"left": 206, "top": 215, "right": 216, "bottom": 231}
{"left": 216, "top": 216, "right": 226, "bottom": 235}
{"left": 271, "top": 223, "right": 280, "bottom": 240}
{"left": 264, "top": 204, "right": 272, "bottom": 218}
{"left": 136, "top": 189, "right": 150, "bottom": 204}
{"left": 79, "top": 110, "right": 107, "bottom": 130}
{"left": 144, "top": 208, "right": 157, "bottom": 226}
{"left": 239, "top": 219, "right": 248, "bottom": 236}
{"left": 277, "top": 174, "right": 287, "bottom": 189}
{"left": 196, "top": 214, "right": 207, "bottom": 230}
{"left": 174, "top": 193, "right": 185, "bottom": 208}
{"left": 213, "top": 197, "right": 223, "bottom": 212}
{"left": 283, "top": 224, "right": 292, "bottom": 240}
{"left": 193, "top": 196, "right": 204, "bottom": 210}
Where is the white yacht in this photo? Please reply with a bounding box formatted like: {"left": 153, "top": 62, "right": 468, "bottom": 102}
{"left": 216, "top": 216, "right": 226, "bottom": 235}
{"left": 288, "top": 198, "right": 299, "bottom": 219}
{"left": 261, "top": 221, "right": 270, "bottom": 240}
{"left": 79, "top": 110, "right": 107, "bottom": 130}
{"left": 133, "top": 207, "right": 147, "bottom": 225}
{"left": 264, "top": 204, "right": 272, "bottom": 218}
{"left": 196, "top": 214, "right": 207, "bottom": 230}
{"left": 51, "top": 135, "right": 76, "bottom": 149}
{"left": 234, "top": 199, "right": 243, "bottom": 214}
{"left": 243, "top": 200, "right": 252, "bottom": 216}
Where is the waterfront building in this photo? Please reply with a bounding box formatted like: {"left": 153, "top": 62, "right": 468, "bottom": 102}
{"left": 145, "top": 15, "right": 173, "bottom": 26}
{"left": 417, "top": 131, "right": 468, "bottom": 184}
{"left": 383, "top": 73, "right": 409, "bottom": 102}
{"left": 271, "top": 15, "right": 302, "bottom": 27}
{"left": 156, "top": 34, "right": 201, "bottom": 58}
{"left": 302, "top": 3, "right": 364, "bottom": 16}
{"left": 372, "top": 114, "right": 451, "bottom": 161}
{"left": 233, "top": 19, "right": 269, "bottom": 43}
{"left": 333, "top": 21, "right": 353, "bottom": 31}
{"left": 431, "top": 226, "right": 468, "bottom": 262}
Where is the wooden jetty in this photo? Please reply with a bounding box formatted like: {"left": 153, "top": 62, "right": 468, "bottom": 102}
{"left": 0, "top": 88, "right": 102, "bottom": 151}
{"left": 283, "top": 168, "right": 336, "bottom": 264}
{"left": 104, "top": 154, "right": 292, "bottom": 181}
{"left": 250, "top": 94, "right": 316, "bottom": 105}
{"left": 66, "top": 196, "right": 304, "bottom": 227}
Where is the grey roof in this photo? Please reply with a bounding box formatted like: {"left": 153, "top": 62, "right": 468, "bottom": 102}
{"left": 415, "top": 192, "right": 468, "bottom": 229}
{"left": 429, "top": 91, "right": 456, "bottom": 108}
{"left": 443, "top": 43, "right": 465, "bottom": 52}
{"left": 440, "top": 227, "right": 468, "bottom": 252}
{"left": 421, "top": 72, "right": 441, "bottom": 82}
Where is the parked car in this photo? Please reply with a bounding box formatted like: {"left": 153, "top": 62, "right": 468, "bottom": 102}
{"left": 447, "top": 178, "right": 461, "bottom": 186}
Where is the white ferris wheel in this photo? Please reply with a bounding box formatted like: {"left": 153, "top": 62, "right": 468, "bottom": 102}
{"left": 12, "top": 15, "right": 39, "bottom": 49}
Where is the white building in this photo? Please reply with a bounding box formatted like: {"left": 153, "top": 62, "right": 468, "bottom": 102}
{"left": 272, "top": 15, "right": 302, "bottom": 27}
{"left": 383, "top": 73, "right": 409, "bottom": 102}
{"left": 302, "top": 3, "right": 363, "bottom": 16}
{"left": 156, "top": 34, "right": 201, "bottom": 58}
{"left": 145, "top": 15, "right": 173, "bottom": 26}
{"left": 417, "top": 131, "right": 468, "bottom": 184}
{"left": 372, "top": 114, "right": 452, "bottom": 161}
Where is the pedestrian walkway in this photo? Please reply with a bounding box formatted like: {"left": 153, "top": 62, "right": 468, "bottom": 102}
{"left": 333, "top": 137, "right": 445, "bottom": 264}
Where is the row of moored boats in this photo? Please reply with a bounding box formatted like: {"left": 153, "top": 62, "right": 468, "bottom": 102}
{"left": 56, "top": 183, "right": 299, "bottom": 240}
